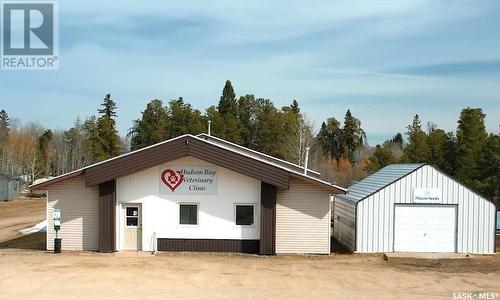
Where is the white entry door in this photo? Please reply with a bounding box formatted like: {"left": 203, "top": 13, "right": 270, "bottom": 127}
{"left": 123, "top": 205, "right": 142, "bottom": 250}
{"left": 394, "top": 205, "right": 456, "bottom": 253}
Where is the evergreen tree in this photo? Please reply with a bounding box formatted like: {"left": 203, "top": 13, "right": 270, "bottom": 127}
{"left": 282, "top": 100, "right": 301, "bottom": 117}
{"left": 392, "top": 132, "right": 404, "bottom": 148}
{"left": 168, "top": 97, "right": 188, "bottom": 137}
{"left": 252, "top": 98, "right": 285, "bottom": 158}
{"left": 341, "top": 109, "right": 366, "bottom": 163}
{"left": 317, "top": 118, "right": 342, "bottom": 161}
{"left": 98, "top": 94, "right": 117, "bottom": 118}
{"left": 35, "top": 129, "right": 53, "bottom": 178}
{"left": 167, "top": 97, "right": 206, "bottom": 138}
{"left": 206, "top": 105, "right": 224, "bottom": 136}
{"left": 383, "top": 132, "right": 403, "bottom": 148}
{"left": 379, "top": 132, "right": 404, "bottom": 161}
{"left": 401, "top": 114, "right": 429, "bottom": 162}
{"left": 440, "top": 131, "right": 457, "bottom": 176}
{"left": 0, "top": 110, "right": 10, "bottom": 170}
{"left": 290, "top": 99, "right": 300, "bottom": 114}
{"left": 365, "top": 145, "right": 396, "bottom": 173}
{"left": 94, "top": 94, "right": 121, "bottom": 161}
{"left": 237, "top": 95, "right": 257, "bottom": 148}
{"left": 0, "top": 110, "right": 9, "bottom": 146}
{"left": 217, "top": 80, "right": 238, "bottom": 116}
{"left": 130, "top": 99, "right": 168, "bottom": 150}
{"left": 213, "top": 81, "right": 241, "bottom": 142}
{"left": 454, "top": 108, "right": 488, "bottom": 190}
{"left": 427, "top": 127, "right": 448, "bottom": 168}
{"left": 477, "top": 133, "right": 500, "bottom": 203}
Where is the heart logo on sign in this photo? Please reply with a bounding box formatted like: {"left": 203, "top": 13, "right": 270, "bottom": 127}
{"left": 161, "top": 168, "right": 184, "bottom": 192}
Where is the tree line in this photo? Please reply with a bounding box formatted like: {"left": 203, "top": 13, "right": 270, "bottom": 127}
{"left": 0, "top": 80, "right": 498, "bottom": 205}
{"left": 0, "top": 95, "right": 123, "bottom": 180}
{"left": 366, "top": 110, "right": 499, "bottom": 203}
{"left": 129, "top": 81, "right": 314, "bottom": 165}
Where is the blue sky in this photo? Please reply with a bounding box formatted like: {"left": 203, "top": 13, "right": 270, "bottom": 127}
{"left": 1, "top": 0, "right": 499, "bottom": 145}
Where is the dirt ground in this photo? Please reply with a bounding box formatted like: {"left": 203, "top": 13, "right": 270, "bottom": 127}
{"left": 0, "top": 199, "right": 499, "bottom": 300}
{"left": 0, "top": 198, "right": 45, "bottom": 250}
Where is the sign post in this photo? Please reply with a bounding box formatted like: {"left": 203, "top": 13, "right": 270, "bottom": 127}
{"left": 53, "top": 209, "right": 62, "bottom": 253}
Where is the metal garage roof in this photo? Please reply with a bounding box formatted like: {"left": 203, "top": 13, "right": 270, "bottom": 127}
{"left": 337, "top": 163, "right": 426, "bottom": 203}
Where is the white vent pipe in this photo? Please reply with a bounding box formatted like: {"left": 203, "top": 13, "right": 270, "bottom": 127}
{"left": 304, "top": 147, "right": 310, "bottom": 175}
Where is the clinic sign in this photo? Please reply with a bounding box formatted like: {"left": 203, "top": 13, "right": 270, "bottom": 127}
{"left": 1, "top": 1, "right": 59, "bottom": 70}
{"left": 413, "top": 188, "right": 441, "bottom": 204}
{"left": 160, "top": 165, "right": 217, "bottom": 195}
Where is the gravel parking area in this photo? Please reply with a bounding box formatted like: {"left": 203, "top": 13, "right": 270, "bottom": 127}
{"left": 0, "top": 199, "right": 499, "bottom": 300}
{"left": 0, "top": 249, "right": 499, "bottom": 300}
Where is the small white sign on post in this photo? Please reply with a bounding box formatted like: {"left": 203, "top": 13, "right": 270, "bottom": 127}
{"left": 53, "top": 208, "right": 61, "bottom": 230}
{"left": 159, "top": 165, "right": 218, "bottom": 195}
{"left": 413, "top": 188, "right": 441, "bottom": 204}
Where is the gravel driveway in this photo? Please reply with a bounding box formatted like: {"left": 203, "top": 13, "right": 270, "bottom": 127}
{"left": 1, "top": 199, "right": 498, "bottom": 300}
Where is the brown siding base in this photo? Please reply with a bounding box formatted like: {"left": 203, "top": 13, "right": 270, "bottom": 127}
{"left": 157, "top": 239, "right": 260, "bottom": 254}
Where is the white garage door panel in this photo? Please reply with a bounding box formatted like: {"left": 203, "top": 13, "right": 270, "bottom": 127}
{"left": 394, "top": 205, "right": 456, "bottom": 253}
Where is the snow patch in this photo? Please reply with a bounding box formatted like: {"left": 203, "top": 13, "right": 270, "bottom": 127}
{"left": 19, "top": 220, "right": 47, "bottom": 235}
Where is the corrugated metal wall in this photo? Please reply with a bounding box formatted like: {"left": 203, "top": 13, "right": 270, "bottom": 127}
{"left": 333, "top": 197, "right": 356, "bottom": 252}
{"left": 8, "top": 180, "right": 20, "bottom": 200}
{"left": 276, "top": 178, "right": 331, "bottom": 254}
{"left": 356, "top": 165, "right": 496, "bottom": 254}
{"left": 47, "top": 176, "right": 99, "bottom": 250}
{"left": 0, "top": 177, "right": 19, "bottom": 201}
{"left": 0, "top": 177, "right": 7, "bottom": 200}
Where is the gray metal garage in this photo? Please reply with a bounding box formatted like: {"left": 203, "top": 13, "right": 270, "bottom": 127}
{"left": 333, "top": 164, "right": 496, "bottom": 254}
{"left": 0, "top": 173, "right": 20, "bottom": 201}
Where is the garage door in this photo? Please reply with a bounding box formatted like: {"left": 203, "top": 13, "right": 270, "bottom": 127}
{"left": 394, "top": 205, "right": 456, "bottom": 253}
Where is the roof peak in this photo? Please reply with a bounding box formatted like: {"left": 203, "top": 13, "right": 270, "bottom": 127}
{"left": 31, "top": 133, "right": 345, "bottom": 193}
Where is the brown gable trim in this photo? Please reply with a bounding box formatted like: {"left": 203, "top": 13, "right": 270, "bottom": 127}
{"left": 289, "top": 173, "right": 345, "bottom": 194}
{"left": 30, "top": 170, "right": 85, "bottom": 191}
{"left": 198, "top": 133, "right": 321, "bottom": 178}
{"left": 85, "top": 136, "right": 188, "bottom": 187}
{"left": 33, "top": 134, "right": 344, "bottom": 192}
{"left": 187, "top": 138, "right": 289, "bottom": 188}
{"left": 84, "top": 135, "right": 289, "bottom": 188}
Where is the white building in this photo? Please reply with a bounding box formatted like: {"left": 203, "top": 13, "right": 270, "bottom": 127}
{"left": 31, "top": 134, "right": 345, "bottom": 254}
{"left": 334, "top": 164, "right": 496, "bottom": 254}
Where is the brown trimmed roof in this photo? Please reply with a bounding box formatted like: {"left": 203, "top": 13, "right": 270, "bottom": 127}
{"left": 30, "top": 134, "right": 346, "bottom": 193}
{"left": 197, "top": 133, "right": 321, "bottom": 178}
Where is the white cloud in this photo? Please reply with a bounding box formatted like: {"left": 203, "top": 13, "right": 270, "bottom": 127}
{"left": 1, "top": 0, "right": 499, "bottom": 141}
